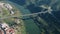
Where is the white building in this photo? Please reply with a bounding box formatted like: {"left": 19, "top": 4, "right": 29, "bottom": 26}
{"left": 1, "top": 23, "right": 9, "bottom": 30}
{"left": 0, "top": 2, "right": 4, "bottom": 6}
{"left": 4, "top": 4, "right": 13, "bottom": 10}
{"left": 10, "top": 11, "right": 14, "bottom": 15}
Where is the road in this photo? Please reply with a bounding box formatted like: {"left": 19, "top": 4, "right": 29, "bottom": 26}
{"left": 0, "top": 9, "right": 52, "bottom": 20}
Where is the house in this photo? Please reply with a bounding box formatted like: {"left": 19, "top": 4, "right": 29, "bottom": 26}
{"left": 0, "top": 23, "right": 15, "bottom": 34}
{"left": 10, "top": 10, "right": 15, "bottom": 15}
{"left": 6, "top": 28, "right": 15, "bottom": 34}
{"left": 1, "top": 23, "right": 9, "bottom": 30}
{"left": 4, "top": 4, "right": 13, "bottom": 10}
{"left": 0, "top": 2, "right": 4, "bottom": 6}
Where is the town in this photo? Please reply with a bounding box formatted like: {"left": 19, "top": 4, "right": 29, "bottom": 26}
{"left": 0, "top": 2, "right": 22, "bottom": 34}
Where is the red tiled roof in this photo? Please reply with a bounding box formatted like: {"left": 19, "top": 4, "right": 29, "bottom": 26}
{"left": 6, "top": 28, "right": 15, "bottom": 34}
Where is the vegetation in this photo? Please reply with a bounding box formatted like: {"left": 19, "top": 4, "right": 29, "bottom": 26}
{"left": 23, "top": 19, "right": 40, "bottom": 34}
{"left": 2, "top": 8, "right": 10, "bottom": 17}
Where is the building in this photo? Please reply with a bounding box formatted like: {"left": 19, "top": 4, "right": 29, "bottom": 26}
{"left": 6, "top": 28, "right": 15, "bottom": 34}
{"left": 0, "top": 23, "right": 15, "bottom": 34}
{"left": 0, "top": 2, "right": 4, "bottom": 6}
{"left": 1, "top": 23, "right": 9, "bottom": 30}
{"left": 10, "top": 11, "right": 15, "bottom": 15}
{"left": 4, "top": 4, "right": 13, "bottom": 10}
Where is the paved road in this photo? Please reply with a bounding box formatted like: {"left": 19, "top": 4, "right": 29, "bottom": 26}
{"left": 0, "top": 9, "right": 52, "bottom": 20}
